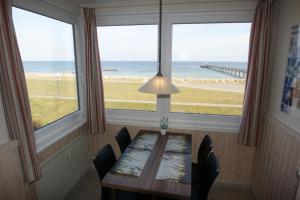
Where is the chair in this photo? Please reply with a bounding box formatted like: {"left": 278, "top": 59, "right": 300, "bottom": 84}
{"left": 92, "top": 144, "right": 149, "bottom": 200}
{"left": 197, "top": 135, "right": 213, "bottom": 165}
{"left": 92, "top": 144, "right": 117, "bottom": 200}
{"left": 115, "top": 127, "right": 132, "bottom": 153}
{"left": 191, "top": 152, "right": 220, "bottom": 200}
{"left": 192, "top": 135, "right": 213, "bottom": 184}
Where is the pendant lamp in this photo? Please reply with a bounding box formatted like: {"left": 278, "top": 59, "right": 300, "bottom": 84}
{"left": 138, "top": 0, "right": 180, "bottom": 95}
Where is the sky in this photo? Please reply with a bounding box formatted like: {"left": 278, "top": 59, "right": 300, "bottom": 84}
{"left": 12, "top": 7, "right": 75, "bottom": 61}
{"left": 13, "top": 7, "right": 251, "bottom": 62}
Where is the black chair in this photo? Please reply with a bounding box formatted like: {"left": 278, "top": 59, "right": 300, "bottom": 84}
{"left": 115, "top": 127, "right": 132, "bottom": 153}
{"left": 93, "top": 144, "right": 149, "bottom": 200}
{"left": 92, "top": 144, "right": 117, "bottom": 200}
{"left": 191, "top": 152, "right": 220, "bottom": 200}
{"left": 192, "top": 135, "right": 213, "bottom": 184}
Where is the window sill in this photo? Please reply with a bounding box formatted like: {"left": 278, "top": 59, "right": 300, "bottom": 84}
{"left": 35, "top": 111, "right": 86, "bottom": 152}
{"left": 106, "top": 109, "right": 241, "bottom": 133}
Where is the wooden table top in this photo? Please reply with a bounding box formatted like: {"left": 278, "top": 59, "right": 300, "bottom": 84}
{"left": 102, "top": 130, "right": 191, "bottom": 200}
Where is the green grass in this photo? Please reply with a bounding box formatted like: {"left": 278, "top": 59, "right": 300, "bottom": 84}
{"left": 103, "top": 81, "right": 243, "bottom": 104}
{"left": 172, "top": 86, "right": 243, "bottom": 104}
{"left": 105, "top": 102, "right": 241, "bottom": 115}
{"left": 25, "top": 77, "right": 244, "bottom": 129}
{"left": 171, "top": 105, "right": 242, "bottom": 115}
{"left": 29, "top": 98, "right": 78, "bottom": 129}
{"left": 105, "top": 102, "right": 156, "bottom": 111}
{"left": 103, "top": 82, "right": 156, "bottom": 101}
{"left": 26, "top": 78, "right": 78, "bottom": 97}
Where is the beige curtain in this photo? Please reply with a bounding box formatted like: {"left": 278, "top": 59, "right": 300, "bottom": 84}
{"left": 0, "top": 0, "right": 41, "bottom": 183}
{"left": 238, "top": 0, "right": 274, "bottom": 146}
{"left": 83, "top": 8, "right": 106, "bottom": 135}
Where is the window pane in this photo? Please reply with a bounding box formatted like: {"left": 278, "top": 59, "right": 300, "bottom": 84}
{"left": 97, "top": 25, "right": 158, "bottom": 111}
{"left": 13, "top": 7, "right": 79, "bottom": 130}
{"left": 171, "top": 23, "right": 251, "bottom": 115}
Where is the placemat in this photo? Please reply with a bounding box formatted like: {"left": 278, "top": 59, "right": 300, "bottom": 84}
{"left": 164, "top": 135, "right": 191, "bottom": 154}
{"left": 129, "top": 132, "right": 159, "bottom": 151}
{"left": 155, "top": 152, "right": 191, "bottom": 184}
{"left": 110, "top": 148, "right": 150, "bottom": 177}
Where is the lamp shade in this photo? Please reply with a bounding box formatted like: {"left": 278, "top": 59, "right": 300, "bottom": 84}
{"left": 138, "top": 0, "right": 180, "bottom": 95}
{"left": 139, "top": 73, "right": 180, "bottom": 95}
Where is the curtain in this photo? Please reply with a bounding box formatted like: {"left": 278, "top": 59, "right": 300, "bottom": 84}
{"left": 238, "top": 0, "right": 274, "bottom": 146}
{"left": 0, "top": 0, "right": 41, "bottom": 183}
{"left": 83, "top": 8, "right": 106, "bottom": 135}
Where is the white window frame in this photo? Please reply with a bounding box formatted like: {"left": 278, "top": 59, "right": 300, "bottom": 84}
{"left": 97, "top": 9, "right": 253, "bottom": 133}
{"left": 164, "top": 13, "right": 253, "bottom": 133}
{"left": 12, "top": 1, "right": 86, "bottom": 152}
{"left": 97, "top": 15, "right": 162, "bottom": 128}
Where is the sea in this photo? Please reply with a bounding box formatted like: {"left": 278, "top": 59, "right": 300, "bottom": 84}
{"left": 23, "top": 61, "right": 247, "bottom": 79}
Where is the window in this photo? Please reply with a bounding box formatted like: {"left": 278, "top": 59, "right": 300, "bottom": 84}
{"left": 171, "top": 23, "right": 251, "bottom": 116}
{"left": 97, "top": 25, "right": 158, "bottom": 111}
{"left": 13, "top": 7, "right": 79, "bottom": 130}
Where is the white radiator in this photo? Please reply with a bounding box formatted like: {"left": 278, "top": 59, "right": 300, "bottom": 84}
{"left": 36, "top": 134, "right": 90, "bottom": 200}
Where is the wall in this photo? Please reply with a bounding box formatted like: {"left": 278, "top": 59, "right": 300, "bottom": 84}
{"left": 0, "top": 141, "right": 28, "bottom": 200}
{"left": 251, "top": 116, "right": 300, "bottom": 200}
{"left": 0, "top": 93, "right": 28, "bottom": 199}
{"left": 251, "top": 0, "right": 300, "bottom": 199}
{"left": 89, "top": 124, "right": 256, "bottom": 185}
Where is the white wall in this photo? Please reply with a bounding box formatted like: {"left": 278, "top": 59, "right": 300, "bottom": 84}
{"left": 267, "top": 0, "right": 300, "bottom": 134}
{"left": 0, "top": 92, "right": 9, "bottom": 145}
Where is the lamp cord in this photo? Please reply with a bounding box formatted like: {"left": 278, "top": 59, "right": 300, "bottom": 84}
{"left": 158, "top": 0, "right": 162, "bottom": 75}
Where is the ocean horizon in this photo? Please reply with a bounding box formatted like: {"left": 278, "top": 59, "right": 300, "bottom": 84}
{"left": 23, "top": 60, "right": 247, "bottom": 79}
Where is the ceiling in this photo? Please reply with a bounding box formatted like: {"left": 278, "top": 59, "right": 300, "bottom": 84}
{"left": 66, "top": 0, "right": 240, "bottom": 7}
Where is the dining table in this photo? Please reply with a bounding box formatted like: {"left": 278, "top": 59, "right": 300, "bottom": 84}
{"left": 102, "top": 130, "right": 192, "bottom": 200}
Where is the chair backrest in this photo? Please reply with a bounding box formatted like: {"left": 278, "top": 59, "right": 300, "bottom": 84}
{"left": 197, "top": 135, "right": 213, "bottom": 166}
{"left": 198, "top": 152, "right": 220, "bottom": 200}
{"left": 92, "top": 144, "right": 116, "bottom": 181}
{"left": 115, "top": 127, "right": 132, "bottom": 153}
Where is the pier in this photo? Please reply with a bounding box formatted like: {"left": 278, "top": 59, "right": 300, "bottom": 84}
{"left": 201, "top": 64, "right": 247, "bottom": 78}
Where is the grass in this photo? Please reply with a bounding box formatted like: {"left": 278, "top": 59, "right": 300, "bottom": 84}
{"left": 103, "top": 81, "right": 243, "bottom": 104}
{"left": 26, "top": 78, "right": 77, "bottom": 97}
{"left": 105, "top": 102, "right": 156, "bottom": 111}
{"left": 25, "top": 77, "right": 244, "bottom": 129}
{"left": 29, "top": 98, "right": 78, "bottom": 129}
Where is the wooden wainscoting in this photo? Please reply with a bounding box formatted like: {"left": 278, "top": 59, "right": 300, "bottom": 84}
{"left": 251, "top": 115, "right": 300, "bottom": 200}
{"left": 0, "top": 140, "right": 27, "bottom": 200}
{"left": 88, "top": 124, "right": 256, "bottom": 185}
